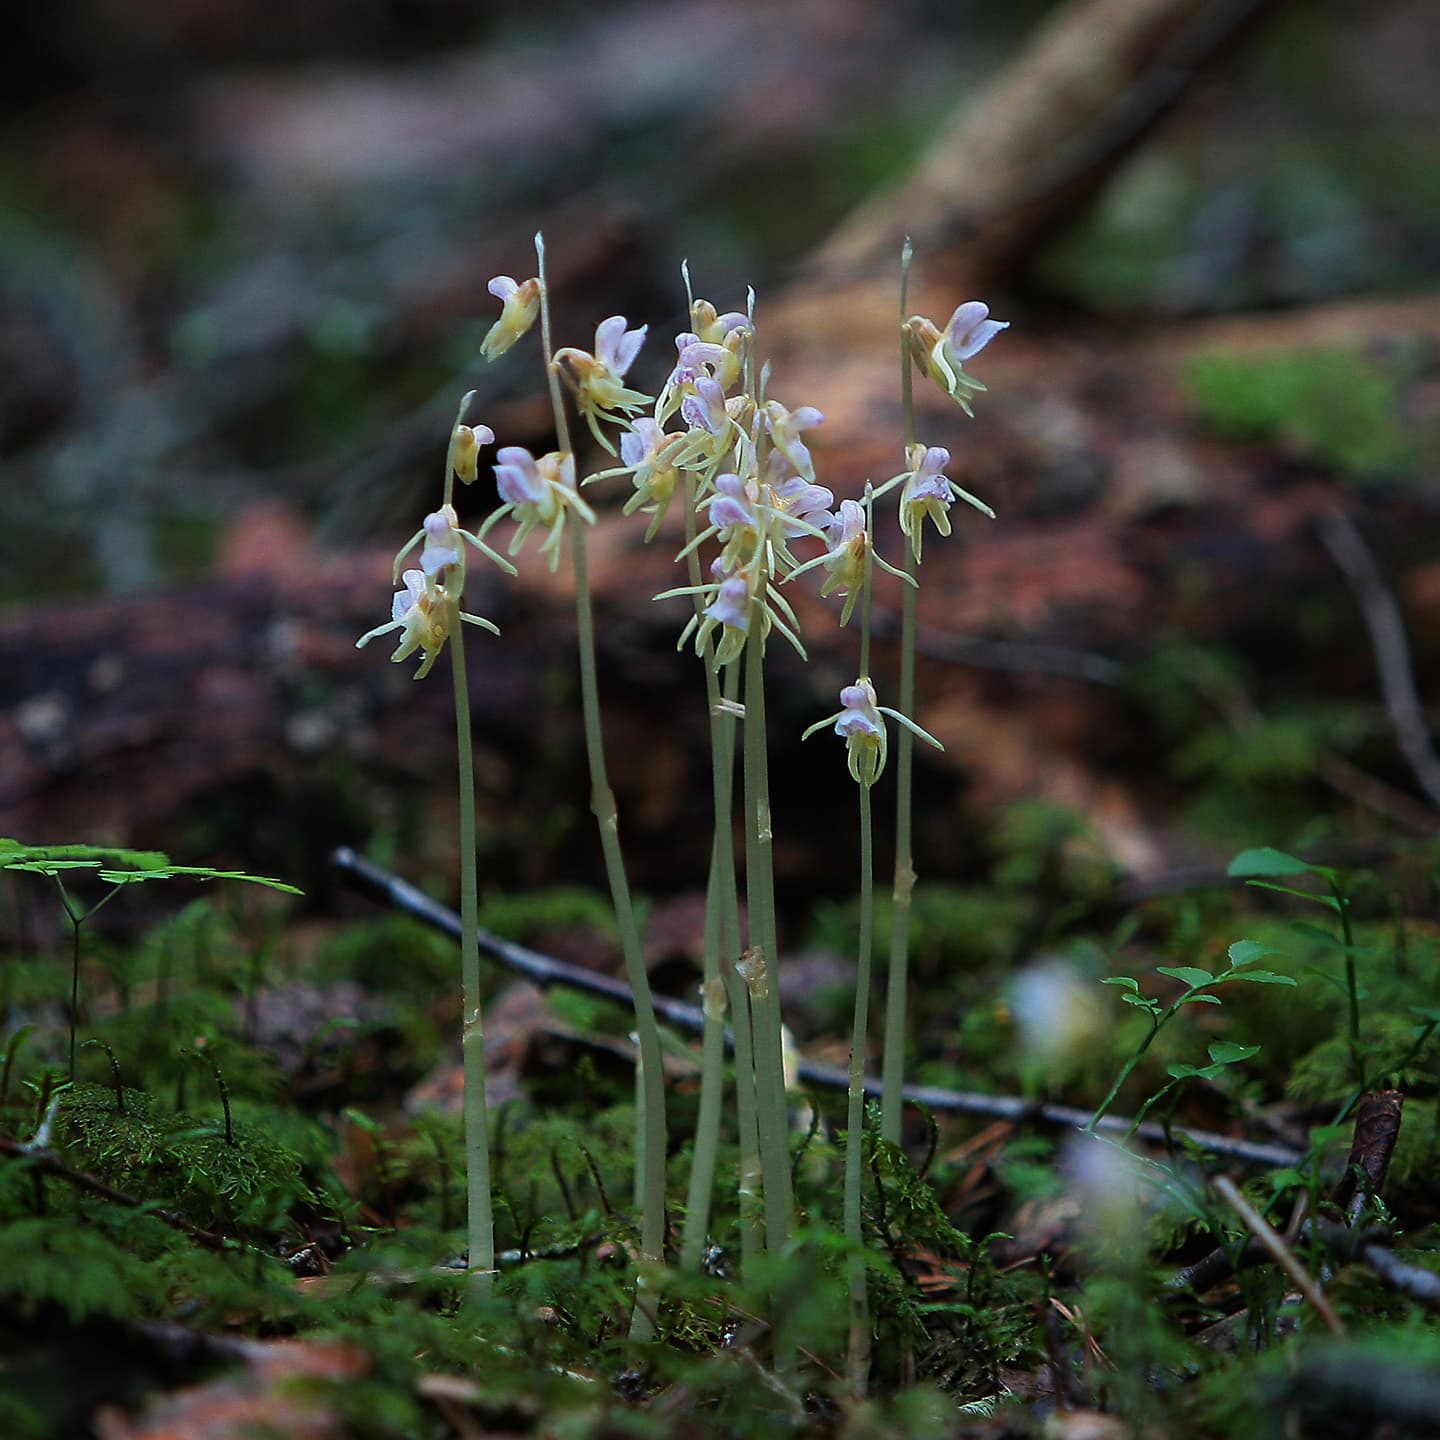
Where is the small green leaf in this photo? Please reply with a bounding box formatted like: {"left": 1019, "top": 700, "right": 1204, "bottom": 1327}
{"left": 1227, "top": 847, "right": 1324, "bottom": 878}
{"left": 1228, "top": 939, "right": 1278, "bottom": 966}
{"left": 1181, "top": 994, "right": 1223, "bottom": 1005}
{"left": 1207, "top": 1041, "right": 1260, "bottom": 1066}
{"left": 1167, "top": 1063, "right": 1206, "bottom": 1080}
{"left": 342, "top": 1108, "right": 384, "bottom": 1138}
{"left": 1118, "top": 992, "right": 1160, "bottom": 1011}
{"left": 1101, "top": 976, "right": 1141, "bottom": 991}
{"left": 1228, "top": 969, "right": 1297, "bottom": 987}
{"left": 1244, "top": 881, "right": 1341, "bottom": 909}
{"left": 1158, "top": 965, "right": 1214, "bottom": 989}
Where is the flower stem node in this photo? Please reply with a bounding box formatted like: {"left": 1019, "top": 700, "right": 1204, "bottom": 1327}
{"left": 907, "top": 300, "right": 1008, "bottom": 416}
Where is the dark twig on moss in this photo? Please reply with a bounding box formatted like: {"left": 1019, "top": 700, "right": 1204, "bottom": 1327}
{"left": 0, "top": 1131, "right": 236, "bottom": 1252}
{"left": 331, "top": 848, "right": 1303, "bottom": 1168}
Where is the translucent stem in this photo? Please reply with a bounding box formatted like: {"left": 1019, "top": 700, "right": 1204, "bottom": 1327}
{"left": 680, "top": 838, "right": 728, "bottom": 1271}
{"left": 716, "top": 664, "right": 762, "bottom": 1272}
{"left": 742, "top": 622, "right": 795, "bottom": 1368}
{"left": 537, "top": 234, "right": 667, "bottom": 1338}
{"left": 845, "top": 781, "right": 875, "bottom": 1396}
{"left": 567, "top": 515, "right": 668, "bottom": 1340}
{"left": 680, "top": 470, "right": 745, "bottom": 1273}
{"left": 451, "top": 629, "right": 495, "bottom": 1298}
{"left": 881, "top": 240, "right": 919, "bottom": 1146}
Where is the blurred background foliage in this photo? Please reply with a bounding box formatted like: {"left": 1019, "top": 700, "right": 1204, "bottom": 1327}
{"left": 2, "top": 0, "right": 1437, "bottom": 600}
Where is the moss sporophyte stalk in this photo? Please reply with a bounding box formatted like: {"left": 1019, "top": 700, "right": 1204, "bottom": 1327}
{"left": 354, "top": 232, "right": 1007, "bottom": 1365}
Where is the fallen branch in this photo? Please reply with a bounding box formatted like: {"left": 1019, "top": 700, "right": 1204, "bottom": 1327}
{"left": 1315, "top": 507, "right": 1440, "bottom": 817}
{"left": 1213, "top": 1175, "right": 1347, "bottom": 1339}
{"left": 0, "top": 1132, "right": 236, "bottom": 1253}
{"left": 331, "top": 847, "right": 1301, "bottom": 1168}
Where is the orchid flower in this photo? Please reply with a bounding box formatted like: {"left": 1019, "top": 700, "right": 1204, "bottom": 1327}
{"left": 907, "top": 300, "right": 1008, "bottom": 415}
{"left": 785, "top": 496, "right": 912, "bottom": 626}
{"left": 480, "top": 275, "right": 542, "bottom": 360}
{"left": 872, "top": 442, "right": 994, "bottom": 565}
{"left": 356, "top": 568, "right": 498, "bottom": 680}
{"left": 445, "top": 417, "right": 495, "bottom": 485}
{"left": 802, "top": 676, "right": 942, "bottom": 787}
{"left": 554, "top": 316, "right": 653, "bottom": 453}
{"left": 390, "top": 502, "right": 516, "bottom": 586}
{"left": 584, "top": 418, "right": 686, "bottom": 541}
{"left": 657, "top": 552, "right": 807, "bottom": 666}
{"left": 481, "top": 446, "right": 595, "bottom": 572}
{"left": 763, "top": 399, "right": 825, "bottom": 483}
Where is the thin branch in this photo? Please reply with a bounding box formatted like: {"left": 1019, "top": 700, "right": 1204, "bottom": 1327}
{"left": 331, "top": 848, "right": 1302, "bottom": 1168}
{"left": 0, "top": 1132, "right": 236, "bottom": 1253}
{"left": 1315, "top": 507, "right": 1440, "bottom": 816}
{"left": 1213, "top": 1175, "right": 1346, "bottom": 1339}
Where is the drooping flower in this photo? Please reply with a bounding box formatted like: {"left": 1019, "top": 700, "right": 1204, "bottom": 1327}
{"left": 553, "top": 316, "right": 653, "bottom": 452}
{"left": 872, "top": 442, "right": 994, "bottom": 565}
{"left": 480, "top": 275, "right": 542, "bottom": 360}
{"left": 771, "top": 476, "right": 834, "bottom": 540}
{"left": 390, "top": 502, "right": 516, "bottom": 586}
{"left": 656, "top": 297, "right": 750, "bottom": 419}
{"left": 907, "top": 300, "right": 1008, "bottom": 415}
{"left": 680, "top": 375, "right": 730, "bottom": 438}
{"left": 355, "top": 569, "right": 498, "bottom": 680}
{"left": 483, "top": 446, "right": 595, "bottom": 572}
{"left": 763, "top": 399, "right": 825, "bottom": 483}
{"left": 607, "top": 418, "right": 686, "bottom": 541}
{"left": 689, "top": 298, "right": 750, "bottom": 347}
{"left": 445, "top": 417, "right": 495, "bottom": 485}
{"left": 802, "top": 676, "right": 942, "bottom": 786}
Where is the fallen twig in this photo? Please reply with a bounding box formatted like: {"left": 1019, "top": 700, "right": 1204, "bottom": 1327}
{"left": 1213, "top": 1175, "right": 1346, "bottom": 1339}
{"left": 331, "top": 847, "right": 1302, "bottom": 1168}
{"left": 0, "top": 1131, "right": 237, "bottom": 1253}
{"left": 1315, "top": 507, "right": 1440, "bottom": 817}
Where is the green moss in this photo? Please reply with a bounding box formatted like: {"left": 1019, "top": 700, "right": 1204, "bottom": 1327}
{"left": 1185, "top": 345, "right": 1421, "bottom": 482}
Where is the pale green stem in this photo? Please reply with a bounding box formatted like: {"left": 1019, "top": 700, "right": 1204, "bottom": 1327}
{"left": 716, "top": 664, "right": 762, "bottom": 1272}
{"left": 845, "top": 781, "right": 876, "bottom": 1396}
{"left": 680, "top": 838, "right": 728, "bottom": 1271}
{"left": 567, "top": 509, "right": 668, "bottom": 1341}
{"left": 881, "top": 240, "right": 919, "bottom": 1147}
{"left": 451, "top": 629, "right": 495, "bottom": 1298}
{"left": 537, "top": 233, "right": 667, "bottom": 1340}
{"left": 742, "top": 619, "right": 795, "bottom": 1371}
{"left": 680, "top": 469, "right": 744, "bottom": 1273}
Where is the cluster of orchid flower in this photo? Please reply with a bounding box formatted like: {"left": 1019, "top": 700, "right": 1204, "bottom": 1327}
{"left": 353, "top": 239, "right": 1008, "bottom": 1372}
{"left": 361, "top": 262, "right": 1007, "bottom": 777}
